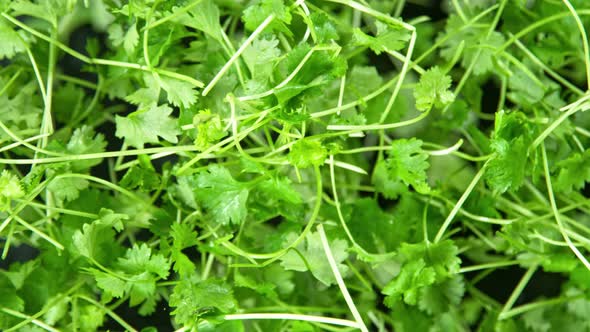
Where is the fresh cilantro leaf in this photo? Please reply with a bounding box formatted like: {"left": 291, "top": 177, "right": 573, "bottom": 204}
{"left": 463, "top": 31, "right": 505, "bottom": 76}
{"left": 125, "top": 74, "right": 161, "bottom": 107}
{"left": 90, "top": 268, "right": 127, "bottom": 298}
{"left": 195, "top": 165, "right": 249, "bottom": 225}
{"left": 413, "top": 66, "right": 455, "bottom": 111}
{"left": 160, "top": 76, "right": 199, "bottom": 109}
{"left": 193, "top": 109, "right": 227, "bottom": 151}
{"left": 279, "top": 231, "right": 349, "bottom": 286}
{"left": 383, "top": 259, "right": 437, "bottom": 306}
{"left": 384, "top": 240, "right": 461, "bottom": 307}
{"left": 172, "top": 0, "right": 222, "bottom": 41}
{"left": 352, "top": 23, "right": 410, "bottom": 54}
{"left": 310, "top": 12, "right": 339, "bottom": 43}
{"left": 484, "top": 110, "right": 534, "bottom": 193}
{"left": 64, "top": 126, "right": 107, "bottom": 171}
{"left": 374, "top": 138, "right": 430, "bottom": 198}
{"left": 418, "top": 276, "right": 465, "bottom": 315}
{"left": 72, "top": 222, "right": 100, "bottom": 258}
{"left": 115, "top": 103, "right": 181, "bottom": 148}
{"left": 345, "top": 198, "right": 405, "bottom": 253}
{"left": 242, "top": 36, "right": 281, "bottom": 82}
{"left": 242, "top": 0, "right": 292, "bottom": 34}
{"left": 117, "top": 243, "right": 170, "bottom": 279}
{"left": 120, "top": 155, "right": 160, "bottom": 192}
{"left": 48, "top": 176, "right": 89, "bottom": 204}
{"left": 171, "top": 222, "right": 199, "bottom": 250}
{"left": 170, "top": 278, "right": 237, "bottom": 325}
{"left": 507, "top": 68, "right": 546, "bottom": 106}
{"left": 107, "top": 22, "right": 140, "bottom": 56}
{"left": 0, "top": 21, "right": 27, "bottom": 59}
{"left": 399, "top": 240, "right": 462, "bottom": 278}
{"left": 288, "top": 139, "right": 327, "bottom": 168}
{"left": 554, "top": 150, "right": 590, "bottom": 193}
{"left": 94, "top": 208, "right": 128, "bottom": 232}
{"left": 0, "top": 170, "right": 24, "bottom": 211}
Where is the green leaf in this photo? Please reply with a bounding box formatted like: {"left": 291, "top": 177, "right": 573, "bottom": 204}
{"left": 64, "top": 125, "right": 107, "bottom": 171}
{"left": 352, "top": 22, "right": 410, "bottom": 54}
{"left": 79, "top": 304, "right": 105, "bottom": 331}
{"left": 554, "top": 150, "right": 590, "bottom": 193}
{"left": 195, "top": 165, "right": 249, "bottom": 225}
{"left": 170, "top": 278, "right": 237, "bottom": 325}
{"left": 160, "top": 76, "right": 199, "bottom": 108}
{"left": 378, "top": 138, "right": 430, "bottom": 197}
{"left": 463, "top": 31, "right": 505, "bottom": 76}
{"left": 1, "top": 261, "right": 35, "bottom": 290}
{"left": 90, "top": 268, "right": 127, "bottom": 298}
{"left": 242, "top": 36, "right": 281, "bottom": 81}
{"left": 48, "top": 176, "right": 89, "bottom": 204}
{"left": 418, "top": 276, "right": 465, "bottom": 315}
{"left": 115, "top": 103, "right": 181, "bottom": 148}
{"left": 413, "top": 66, "right": 455, "bottom": 111}
{"left": 279, "top": 231, "right": 349, "bottom": 286}
{"left": 288, "top": 139, "right": 327, "bottom": 168}
{"left": 346, "top": 198, "right": 407, "bottom": 253}
{"left": 383, "top": 259, "right": 436, "bottom": 306}
{"left": 117, "top": 243, "right": 170, "bottom": 279}
{"left": 484, "top": 110, "right": 534, "bottom": 193}
{"left": 172, "top": 0, "right": 222, "bottom": 41}
{"left": 108, "top": 22, "right": 139, "bottom": 55}
{"left": 171, "top": 222, "right": 199, "bottom": 250}
{"left": 72, "top": 222, "right": 99, "bottom": 258}
{"left": 193, "top": 109, "right": 227, "bottom": 151}
{"left": 120, "top": 156, "right": 160, "bottom": 192}
{"left": 0, "top": 21, "right": 27, "bottom": 59}
{"left": 0, "top": 170, "right": 24, "bottom": 211}
{"left": 242, "top": 0, "right": 292, "bottom": 35}
{"left": 95, "top": 208, "right": 128, "bottom": 232}
{"left": 310, "top": 12, "right": 339, "bottom": 43}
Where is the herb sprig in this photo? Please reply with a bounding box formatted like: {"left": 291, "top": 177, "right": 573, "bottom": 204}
{"left": 2, "top": 0, "right": 590, "bottom": 331}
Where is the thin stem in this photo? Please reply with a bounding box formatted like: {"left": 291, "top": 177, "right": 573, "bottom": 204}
{"left": 202, "top": 15, "right": 275, "bottom": 96}
{"left": 562, "top": 0, "right": 590, "bottom": 90}
{"left": 76, "top": 295, "right": 138, "bottom": 332}
{"left": 459, "top": 260, "right": 523, "bottom": 273}
{"left": 12, "top": 214, "right": 64, "bottom": 251}
{"left": 317, "top": 224, "right": 369, "bottom": 332}
{"left": 498, "top": 264, "right": 539, "bottom": 320}
{"left": 327, "top": 109, "right": 430, "bottom": 132}
{"left": 433, "top": 162, "right": 488, "bottom": 242}
{"left": 531, "top": 95, "right": 590, "bottom": 149}
{"left": 0, "top": 308, "right": 59, "bottom": 332}
{"left": 224, "top": 313, "right": 360, "bottom": 328}
{"left": 500, "top": 295, "right": 584, "bottom": 320}
{"left": 541, "top": 143, "right": 590, "bottom": 270}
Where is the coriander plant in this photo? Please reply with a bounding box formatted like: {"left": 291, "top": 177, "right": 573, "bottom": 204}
{"left": 2, "top": 0, "right": 590, "bottom": 331}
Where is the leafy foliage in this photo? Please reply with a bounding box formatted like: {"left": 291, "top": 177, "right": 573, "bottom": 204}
{"left": 1, "top": 0, "right": 590, "bottom": 331}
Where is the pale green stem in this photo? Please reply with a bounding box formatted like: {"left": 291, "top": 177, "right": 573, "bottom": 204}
{"left": 224, "top": 313, "right": 360, "bottom": 328}
{"left": 541, "top": 144, "right": 590, "bottom": 270}
{"left": 0, "top": 308, "right": 59, "bottom": 332}
{"left": 500, "top": 295, "right": 584, "bottom": 320}
{"left": 531, "top": 94, "right": 590, "bottom": 149}
{"left": 202, "top": 15, "right": 275, "bottom": 96}
{"left": 317, "top": 224, "right": 369, "bottom": 332}
{"left": 459, "top": 260, "right": 523, "bottom": 273}
{"left": 433, "top": 162, "right": 488, "bottom": 242}
{"left": 327, "top": 109, "right": 430, "bottom": 132}
{"left": 562, "top": 0, "right": 590, "bottom": 90}
{"left": 12, "top": 214, "right": 64, "bottom": 250}
{"left": 76, "top": 295, "right": 138, "bottom": 332}
{"left": 498, "top": 264, "right": 539, "bottom": 320}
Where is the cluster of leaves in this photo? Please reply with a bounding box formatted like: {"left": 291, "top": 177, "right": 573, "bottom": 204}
{"left": 2, "top": 0, "right": 590, "bottom": 331}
